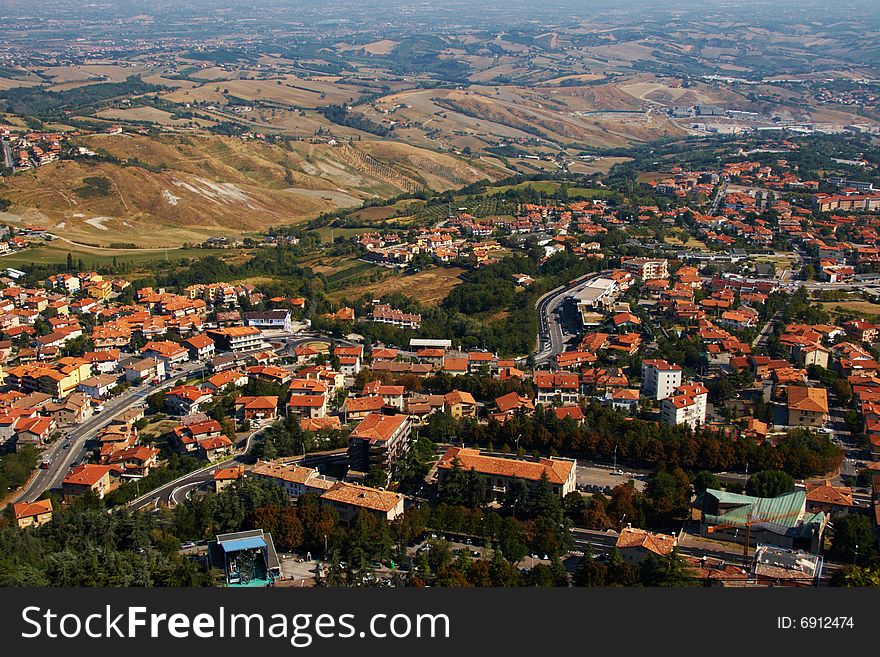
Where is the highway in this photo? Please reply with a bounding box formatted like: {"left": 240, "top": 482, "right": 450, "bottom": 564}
{"left": 127, "top": 423, "right": 271, "bottom": 511}
{"left": 1, "top": 139, "right": 13, "bottom": 171}
{"left": 534, "top": 270, "right": 607, "bottom": 367}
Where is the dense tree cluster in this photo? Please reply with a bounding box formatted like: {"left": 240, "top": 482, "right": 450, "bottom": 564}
{"left": 0, "top": 494, "right": 214, "bottom": 587}
{"left": 420, "top": 405, "right": 843, "bottom": 479}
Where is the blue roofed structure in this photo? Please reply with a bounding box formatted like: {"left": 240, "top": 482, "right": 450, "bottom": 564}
{"left": 220, "top": 536, "right": 267, "bottom": 552}
{"left": 210, "top": 529, "right": 281, "bottom": 587}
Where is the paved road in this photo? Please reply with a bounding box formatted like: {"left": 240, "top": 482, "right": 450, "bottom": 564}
{"left": 1, "top": 140, "right": 13, "bottom": 171}
{"left": 127, "top": 440, "right": 349, "bottom": 511}
{"left": 709, "top": 181, "right": 729, "bottom": 216}
{"left": 752, "top": 310, "right": 781, "bottom": 350}
{"left": 534, "top": 271, "right": 608, "bottom": 367}
{"left": 8, "top": 362, "right": 203, "bottom": 506}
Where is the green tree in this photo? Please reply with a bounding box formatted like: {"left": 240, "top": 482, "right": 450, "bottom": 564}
{"left": 746, "top": 470, "right": 795, "bottom": 498}
{"left": 693, "top": 471, "right": 720, "bottom": 495}
{"left": 830, "top": 515, "right": 876, "bottom": 564}
{"left": 638, "top": 552, "right": 699, "bottom": 587}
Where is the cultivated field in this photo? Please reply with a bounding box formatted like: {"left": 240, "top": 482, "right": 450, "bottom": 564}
{"left": 329, "top": 267, "right": 464, "bottom": 306}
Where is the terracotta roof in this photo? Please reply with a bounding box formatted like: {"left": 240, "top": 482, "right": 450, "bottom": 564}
{"left": 444, "top": 390, "right": 476, "bottom": 406}
{"left": 252, "top": 461, "right": 333, "bottom": 488}
{"left": 615, "top": 527, "right": 676, "bottom": 556}
{"left": 198, "top": 435, "right": 232, "bottom": 450}
{"left": 320, "top": 482, "right": 403, "bottom": 513}
{"left": 554, "top": 405, "right": 585, "bottom": 421}
{"left": 63, "top": 464, "right": 113, "bottom": 487}
{"left": 213, "top": 465, "right": 244, "bottom": 481}
{"left": 350, "top": 413, "right": 408, "bottom": 443}
{"left": 495, "top": 391, "right": 534, "bottom": 414}
{"left": 184, "top": 334, "right": 214, "bottom": 349}
{"left": 436, "top": 447, "right": 574, "bottom": 485}
{"left": 235, "top": 395, "right": 278, "bottom": 410}
{"left": 300, "top": 416, "right": 342, "bottom": 432}
{"left": 287, "top": 395, "right": 326, "bottom": 408}
{"left": 787, "top": 386, "right": 828, "bottom": 413}
{"left": 343, "top": 395, "right": 385, "bottom": 413}
{"left": 805, "top": 480, "right": 853, "bottom": 507}
{"left": 13, "top": 498, "right": 52, "bottom": 519}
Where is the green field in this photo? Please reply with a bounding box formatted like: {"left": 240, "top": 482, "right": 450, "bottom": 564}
{"left": 486, "top": 181, "right": 617, "bottom": 199}
{"left": 325, "top": 260, "right": 383, "bottom": 287}
{"left": 0, "top": 242, "right": 219, "bottom": 270}
{"left": 314, "top": 227, "right": 377, "bottom": 242}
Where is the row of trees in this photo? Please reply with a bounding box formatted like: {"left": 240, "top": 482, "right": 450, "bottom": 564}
{"left": 420, "top": 405, "right": 843, "bottom": 479}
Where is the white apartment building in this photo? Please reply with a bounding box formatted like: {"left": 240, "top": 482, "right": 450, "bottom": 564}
{"left": 661, "top": 383, "right": 708, "bottom": 429}
{"left": 622, "top": 258, "right": 669, "bottom": 280}
{"left": 641, "top": 359, "right": 683, "bottom": 400}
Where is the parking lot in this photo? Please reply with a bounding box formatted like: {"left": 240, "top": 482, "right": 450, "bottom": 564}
{"left": 576, "top": 462, "right": 648, "bottom": 493}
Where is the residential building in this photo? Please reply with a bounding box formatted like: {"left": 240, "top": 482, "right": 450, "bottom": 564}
{"left": 213, "top": 465, "right": 245, "bottom": 493}
{"left": 165, "top": 385, "right": 213, "bottom": 415}
{"left": 615, "top": 526, "right": 677, "bottom": 565}
{"left": 184, "top": 334, "right": 216, "bottom": 361}
{"left": 804, "top": 480, "right": 854, "bottom": 516}
{"left": 123, "top": 358, "right": 167, "bottom": 384}
{"left": 62, "top": 464, "right": 114, "bottom": 502}
{"left": 787, "top": 386, "right": 828, "bottom": 427}
{"left": 251, "top": 460, "right": 335, "bottom": 498}
{"left": 370, "top": 303, "right": 421, "bottom": 329}
{"left": 444, "top": 390, "right": 477, "bottom": 418}
{"left": 12, "top": 499, "right": 53, "bottom": 528}
{"left": 207, "top": 326, "right": 264, "bottom": 353}
{"left": 534, "top": 371, "right": 580, "bottom": 405}
{"left": 140, "top": 340, "right": 189, "bottom": 365}
{"left": 319, "top": 482, "right": 405, "bottom": 523}
{"left": 342, "top": 395, "right": 385, "bottom": 423}
{"left": 244, "top": 310, "right": 293, "bottom": 332}
{"left": 287, "top": 394, "right": 327, "bottom": 419}
{"left": 622, "top": 257, "right": 669, "bottom": 280}
{"left": 234, "top": 395, "right": 278, "bottom": 421}
{"left": 641, "top": 359, "right": 683, "bottom": 400}
{"left": 436, "top": 447, "right": 576, "bottom": 499}
{"left": 752, "top": 544, "right": 823, "bottom": 587}
{"left": 347, "top": 412, "right": 412, "bottom": 474}
{"left": 661, "top": 382, "right": 708, "bottom": 429}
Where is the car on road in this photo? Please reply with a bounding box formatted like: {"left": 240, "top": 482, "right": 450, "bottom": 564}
{"left": 40, "top": 460, "right": 51, "bottom": 469}
{"left": 180, "top": 541, "right": 196, "bottom": 550}
{"left": 63, "top": 442, "right": 71, "bottom": 449}
{"left": 94, "top": 405, "right": 104, "bottom": 414}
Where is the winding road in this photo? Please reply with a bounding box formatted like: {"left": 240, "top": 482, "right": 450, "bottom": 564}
{"left": 534, "top": 270, "right": 608, "bottom": 367}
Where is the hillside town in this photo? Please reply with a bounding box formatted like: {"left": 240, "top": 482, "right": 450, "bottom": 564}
{"left": 0, "top": 129, "right": 879, "bottom": 589}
